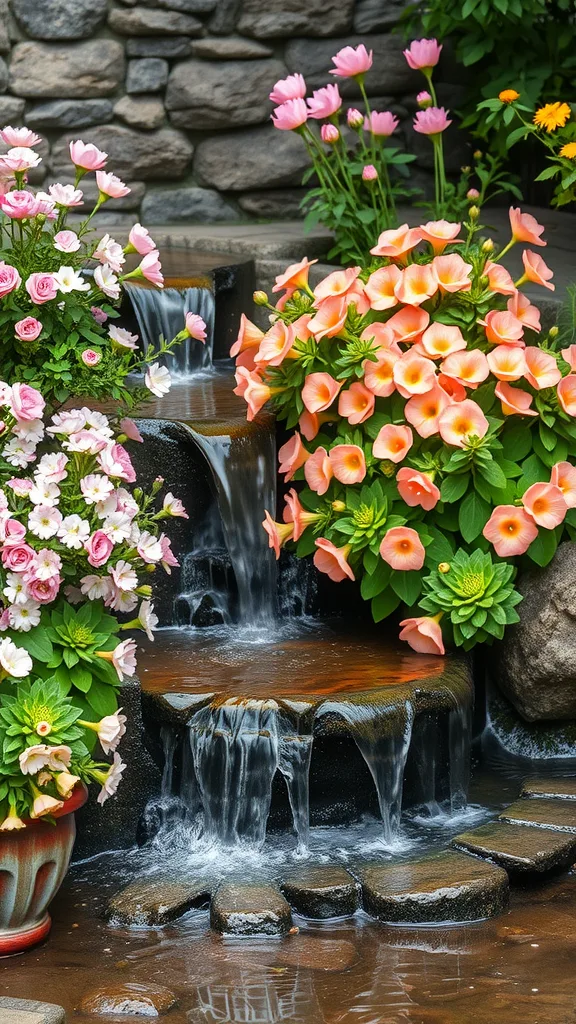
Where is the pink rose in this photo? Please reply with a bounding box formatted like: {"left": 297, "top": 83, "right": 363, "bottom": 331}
{"left": 81, "top": 349, "right": 101, "bottom": 367}
{"left": 26, "top": 273, "right": 57, "bottom": 305}
{"left": 0, "top": 261, "right": 22, "bottom": 299}
{"left": 1, "top": 519, "right": 27, "bottom": 546}
{"left": 96, "top": 171, "right": 130, "bottom": 199}
{"left": 26, "top": 574, "right": 61, "bottom": 604}
{"left": 2, "top": 543, "right": 35, "bottom": 572}
{"left": 69, "top": 140, "right": 107, "bottom": 171}
{"left": 53, "top": 230, "right": 80, "bottom": 254}
{"left": 97, "top": 443, "right": 136, "bottom": 482}
{"left": 14, "top": 317, "right": 42, "bottom": 342}
{"left": 8, "top": 383, "right": 45, "bottom": 421}
{"left": 0, "top": 190, "right": 41, "bottom": 220}
{"left": 85, "top": 530, "right": 114, "bottom": 568}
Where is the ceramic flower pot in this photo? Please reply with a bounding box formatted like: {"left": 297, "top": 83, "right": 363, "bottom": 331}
{"left": 0, "top": 783, "right": 88, "bottom": 956}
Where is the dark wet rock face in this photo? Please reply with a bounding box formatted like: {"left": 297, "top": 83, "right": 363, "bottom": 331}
{"left": 106, "top": 875, "right": 212, "bottom": 926}
{"left": 80, "top": 982, "right": 176, "bottom": 1016}
{"left": 281, "top": 865, "right": 360, "bottom": 919}
{"left": 452, "top": 821, "right": 576, "bottom": 875}
{"left": 210, "top": 883, "right": 292, "bottom": 935}
{"left": 500, "top": 798, "right": 576, "bottom": 833}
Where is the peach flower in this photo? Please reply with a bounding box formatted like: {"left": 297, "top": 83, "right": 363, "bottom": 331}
{"left": 509, "top": 207, "right": 546, "bottom": 246}
{"left": 278, "top": 432, "right": 309, "bottom": 481}
{"left": 438, "top": 399, "right": 489, "bottom": 446}
{"left": 365, "top": 265, "right": 402, "bottom": 310}
{"left": 314, "top": 266, "right": 361, "bottom": 303}
{"left": 298, "top": 409, "right": 332, "bottom": 441}
{"left": 483, "top": 505, "right": 538, "bottom": 557}
{"left": 262, "top": 511, "right": 293, "bottom": 558}
{"left": 419, "top": 219, "right": 462, "bottom": 254}
{"left": 404, "top": 382, "right": 450, "bottom": 438}
{"left": 396, "top": 467, "right": 440, "bottom": 510}
{"left": 507, "top": 292, "right": 541, "bottom": 332}
{"left": 379, "top": 526, "right": 425, "bottom": 571}
{"left": 329, "top": 444, "right": 366, "bottom": 484}
{"left": 522, "top": 482, "right": 567, "bottom": 529}
{"left": 484, "top": 261, "right": 517, "bottom": 296}
{"left": 421, "top": 322, "right": 466, "bottom": 359}
{"left": 393, "top": 352, "right": 437, "bottom": 397}
{"left": 557, "top": 375, "right": 576, "bottom": 416}
{"left": 370, "top": 223, "right": 422, "bottom": 261}
{"left": 373, "top": 424, "right": 413, "bottom": 463}
{"left": 283, "top": 488, "right": 322, "bottom": 541}
{"left": 338, "top": 381, "right": 375, "bottom": 424}
{"left": 313, "top": 539, "right": 355, "bottom": 582}
{"left": 521, "top": 250, "right": 555, "bottom": 291}
{"left": 305, "top": 446, "right": 333, "bottom": 494}
{"left": 432, "top": 253, "right": 472, "bottom": 293}
{"left": 440, "top": 349, "right": 489, "bottom": 388}
{"left": 550, "top": 462, "right": 576, "bottom": 507}
{"left": 272, "top": 257, "right": 317, "bottom": 306}
{"left": 292, "top": 313, "right": 314, "bottom": 342}
{"left": 495, "top": 381, "right": 538, "bottom": 416}
{"left": 399, "top": 615, "right": 445, "bottom": 655}
{"left": 363, "top": 350, "right": 398, "bottom": 397}
{"left": 486, "top": 345, "right": 527, "bottom": 381}
{"left": 234, "top": 369, "right": 272, "bottom": 421}
{"left": 438, "top": 373, "right": 467, "bottom": 402}
{"left": 302, "top": 372, "right": 342, "bottom": 413}
{"left": 561, "top": 346, "right": 576, "bottom": 372}
{"left": 256, "top": 321, "right": 295, "bottom": 366}
{"left": 480, "top": 310, "right": 524, "bottom": 346}
{"left": 524, "top": 347, "right": 561, "bottom": 390}
{"left": 307, "top": 295, "right": 349, "bottom": 339}
{"left": 394, "top": 262, "right": 438, "bottom": 305}
{"left": 230, "top": 314, "right": 264, "bottom": 358}
{"left": 360, "top": 322, "right": 401, "bottom": 355}
{"left": 386, "top": 305, "right": 430, "bottom": 344}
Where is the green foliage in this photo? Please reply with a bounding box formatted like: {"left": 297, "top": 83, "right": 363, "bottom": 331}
{"left": 0, "top": 677, "right": 86, "bottom": 774}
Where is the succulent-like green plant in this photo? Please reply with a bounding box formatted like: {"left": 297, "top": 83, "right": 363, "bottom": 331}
{"left": 0, "top": 678, "right": 87, "bottom": 774}
{"left": 419, "top": 548, "right": 522, "bottom": 649}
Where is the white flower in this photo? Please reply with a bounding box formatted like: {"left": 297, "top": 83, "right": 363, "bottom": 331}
{"left": 109, "top": 589, "right": 138, "bottom": 613}
{"left": 94, "top": 264, "right": 120, "bottom": 301}
{"left": 109, "top": 638, "right": 137, "bottom": 681}
{"left": 145, "top": 363, "right": 171, "bottom": 398}
{"left": 136, "top": 531, "right": 163, "bottom": 564}
{"left": 80, "top": 473, "right": 114, "bottom": 505}
{"left": 0, "top": 637, "right": 33, "bottom": 677}
{"left": 4, "top": 572, "right": 28, "bottom": 606}
{"left": 36, "top": 452, "right": 68, "bottom": 483}
{"left": 53, "top": 265, "right": 91, "bottom": 293}
{"left": 30, "top": 793, "right": 64, "bottom": 819}
{"left": 54, "top": 771, "right": 80, "bottom": 798}
{"left": 102, "top": 512, "right": 132, "bottom": 544}
{"left": 3, "top": 437, "right": 37, "bottom": 468}
{"left": 97, "top": 752, "right": 126, "bottom": 805}
{"left": 95, "top": 495, "right": 117, "bottom": 519}
{"left": 63, "top": 428, "right": 109, "bottom": 455}
{"left": 138, "top": 600, "right": 158, "bottom": 641}
{"left": 48, "top": 183, "right": 84, "bottom": 207}
{"left": 0, "top": 811, "right": 25, "bottom": 830}
{"left": 163, "top": 492, "right": 188, "bottom": 519}
{"left": 29, "top": 478, "right": 60, "bottom": 507}
{"left": 96, "top": 710, "right": 127, "bottom": 755}
{"left": 115, "top": 488, "right": 139, "bottom": 520}
{"left": 82, "top": 408, "right": 113, "bottom": 435}
{"left": 19, "top": 744, "right": 51, "bottom": 775}
{"left": 28, "top": 505, "right": 62, "bottom": 539}
{"left": 12, "top": 418, "right": 44, "bottom": 444}
{"left": 46, "top": 745, "right": 72, "bottom": 770}
{"left": 108, "top": 559, "right": 138, "bottom": 592}
{"left": 31, "top": 548, "right": 62, "bottom": 581}
{"left": 47, "top": 409, "right": 86, "bottom": 435}
{"left": 80, "top": 574, "right": 115, "bottom": 602}
{"left": 93, "top": 234, "right": 125, "bottom": 274}
{"left": 108, "top": 325, "right": 138, "bottom": 351}
{"left": 57, "top": 514, "right": 91, "bottom": 550}
{"left": 9, "top": 600, "right": 42, "bottom": 632}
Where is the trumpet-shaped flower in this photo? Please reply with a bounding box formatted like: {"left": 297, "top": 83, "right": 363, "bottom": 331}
{"left": 379, "top": 526, "right": 425, "bottom": 571}
{"left": 550, "top": 462, "right": 576, "bottom": 508}
{"left": 283, "top": 488, "right": 322, "bottom": 541}
{"left": 393, "top": 352, "right": 436, "bottom": 397}
{"left": 386, "top": 305, "right": 430, "bottom": 343}
{"left": 230, "top": 315, "right": 265, "bottom": 358}
{"left": 432, "top": 253, "right": 472, "bottom": 293}
{"left": 399, "top": 615, "right": 445, "bottom": 655}
{"left": 521, "top": 250, "right": 555, "bottom": 290}
{"left": 495, "top": 381, "right": 538, "bottom": 416}
{"left": 394, "top": 262, "right": 438, "bottom": 305}
{"left": 314, "top": 539, "right": 355, "bottom": 581}
{"left": 307, "top": 295, "right": 349, "bottom": 340}
{"left": 524, "top": 347, "right": 561, "bottom": 390}
{"left": 360, "top": 322, "right": 401, "bottom": 354}
{"left": 509, "top": 207, "right": 546, "bottom": 246}
{"left": 484, "top": 261, "right": 517, "bottom": 296}
{"left": 256, "top": 321, "right": 295, "bottom": 366}
{"left": 363, "top": 350, "right": 398, "bottom": 397}
{"left": 364, "top": 265, "right": 401, "bottom": 310}
{"left": 486, "top": 345, "right": 527, "bottom": 381}
{"left": 373, "top": 424, "right": 413, "bottom": 462}
{"left": 278, "top": 432, "right": 309, "bottom": 481}
{"left": 419, "top": 219, "right": 461, "bottom": 253}
{"left": 507, "top": 291, "right": 541, "bottom": 332}
{"left": 438, "top": 373, "right": 466, "bottom": 402}
{"left": 404, "top": 382, "right": 450, "bottom": 437}
{"left": 272, "top": 256, "right": 317, "bottom": 303}
{"left": 481, "top": 310, "right": 524, "bottom": 346}
{"left": 557, "top": 375, "right": 576, "bottom": 416}
{"left": 304, "top": 446, "right": 333, "bottom": 494}
{"left": 396, "top": 467, "right": 440, "bottom": 510}
{"left": 338, "top": 382, "right": 375, "bottom": 424}
{"left": 440, "top": 349, "right": 489, "bottom": 388}
{"left": 313, "top": 267, "right": 365, "bottom": 308}
{"left": 370, "top": 223, "right": 422, "bottom": 260}
{"left": 302, "top": 372, "right": 342, "bottom": 413}
{"left": 438, "top": 399, "right": 488, "bottom": 446}
{"left": 329, "top": 444, "right": 366, "bottom": 484}
{"left": 421, "top": 322, "right": 466, "bottom": 359}
{"left": 483, "top": 505, "right": 538, "bottom": 556}
{"left": 263, "top": 511, "right": 294, "bottom": 558}
{"left": 522, "top": 482, "right": 567, "bottom": 529}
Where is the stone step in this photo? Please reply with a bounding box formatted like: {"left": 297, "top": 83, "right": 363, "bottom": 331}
{"left": 499, "top": 798, "right": 576, "bottom": 833}
{"left": 451, "top": 820, "right": 576, "bottom": 874}
{"left": 0, "top": 999, "right": 65, "bottom": 1024}
{"left": 210, "top": 883, "right": 293, "bottom": 936}
{"left": 280, "top": 865, "right": 360, "bottom": 919}
{"left": 105, "top": 875, "right": 213, "bottom": 926}
{"left": 520, "top": 778, "right": 576, "bottom": 800}
{"left": 355, "top": 850, "right": 509, "bottom": 924}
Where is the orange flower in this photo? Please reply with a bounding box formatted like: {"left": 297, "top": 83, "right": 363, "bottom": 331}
{"left": 292, "top": 313, "right": 314, "bottom": 342}
{"left": 370, "top": 223, "right": 422, "bottom": 261}
{"left": 256, "top": 321, "right": 296, "bottom": 367}
{"left": 262, "top": 510, "right": 293, "bottom": 558}
{"left": 520, "top": 250, "right": 555, "bottom": 291}
{"left": 298, "top": 409, "right": 333, "bottom": 441}
{"left": 230, "top": 313, "right": 264, "bottom": 358}
{"left": 421, "top": 322, "right": 466, "bottom": 359}
{"left": 562, "top": 346, "right": 576, "bottom": 372}
{"left": 438, "top": 399, "right": 489, "bottom": 446}
{"left": 278, "top": 432, "right": 309, "bottom": 481}
{"left": 393, "top": 352, "right": 437, "bottom": 397}
{"left": 364, "top": 264, "right": 402, "bottom": 310}
{"left": 507, "top": 292, "right": 541, "bottom": 333}
{"left": 314, "top": 538, "right": 355, "bottom": 582}
{"left": 338, "top": 381, "right": 375, "bottom": 424}
{"left": 440, "top": 349, "right": 489, "bottom": 389}
{"left": 372, "top": 423, "right": 413, "bottom": 463}
{"left": 386, "top": 305, "right": 430, "bottom": 344}
{"left": 283, "top": 488, "right": 322, "bottom": 541}
{"left": 272, "top": 256, "right": 317, "bottom": 307}
{"left": 483, "top": 505, "right": 538, "bottom": 557}
{"left": 560, "top": 142, "right": 576, "bottom": 160}
{"left": 432, "top": 253, "right": 472, "bottom": 293}
{"left": 363, "top": 350, "right": 398, "bottom": 397}
{"left": 313, "top": 266, "right": 361, "bottom": 302}
{"left": 234, "top": 368, "right": 273, "bottom": 421}
{"left": 522, "top": 482, "right": 567, "bottom": 529}
{"left": 438, "top": 373, "right": 467, "bottom": 402}
{"left": 499, "top": 89, "right": 520, "bottom": 103}
{"left": 484, "top": 261, "right": 517, "bottom": 297}
{"left": 307, "top": 295, "right": 349, "bottom": 340}
{"left": 302, "top": 372, "right": 342, "bottom": 413}
{"left": 486, "top": 345, "right": 527, "bottom": 382}
{"left": 494, "top": 381, "right": 538, "bottom": 416}
{"left": 550, "top": 461, "right": 576, "bottom": 508}
{"left": 533, "top": 102, "right": 571, "bottom": 133}
{"left": 480, "top": 309, "right": 524, "bottom": 346}
{"left": 304, "top": 446, "right": 333, "bottom": 494}
{"left": 509, "top": 207, "right": 546, "bottom": 246}
{"left": 396, "top": 467, "right": 440, "bottom": 510}
{"left": 394, "top": 263, "right": 438, "bottom": 305}
{"left": 329, "top": 444, "right": 366, "bottom": 484}
{"left": 360, "top": 321, "right": 401, "bottom": 354}
{"left": 399, "top": 615, "right": 445, "bottom": 655}
{"left": 419, "top": 219, "right": 462, "bottom": 254}
{"left": 379, "top": 526, "right": 425, "bottom": 571}
{"left": 523, "top": 347, "right": 561, "bottom": 390}
{"left": 557, "top": 375, "right": 576, "bottom": 416}
{"left": 404, "top": 382, "right": 450, "bottom": 438}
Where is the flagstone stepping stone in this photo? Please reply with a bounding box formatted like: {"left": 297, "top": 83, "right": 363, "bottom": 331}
{"left": 356, "top": 850, "right": 509, "bottom": 924}
{"left": 80, "top": 982, "right": 176, "bottom": 1016}
{"left": 499, "top": 798, "right": 576, "bottom": 833}
{"left": 451, "top": 820, "right": 576, "bottom": 874}
{"left": 106, "top": 875, "right": 212, "bottom": 926}
{"left": 210, "top": 883, "right": 292, "bottom": 936}
{"left": 280, "top": 865, "right": 360, "bottom": 919}
{"left": 520, "top": 778, "right": 576, "bottom": 800}
{"left": 0, "top": 999, "right": 65, "bottom": 1024}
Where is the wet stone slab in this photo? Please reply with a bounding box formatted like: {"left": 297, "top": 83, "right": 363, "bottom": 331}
{"left": 500, "top": 798, "right": 576, "bottom": 833}
{"left": 451, "top": 820, "right": 576, "bottom": 874}
{"left": 210, "top": 883, "right": 292, "bottom": 936}
{"left": 357, "top": 850, "right": 509, "bottom": 924}
{"left": 520, "top": 778, "right": 576, "bottom": 800}
{"left": 0, "top": 999, "right": 65, "bottom": 1024}
{"left": 280, "top": 865, "right": 360, "bottom": 919}
{"left": 105, "top": 875, "right": 212, "bottom": 926}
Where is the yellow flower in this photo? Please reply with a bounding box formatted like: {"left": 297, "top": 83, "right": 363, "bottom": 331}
{"left": 533, "top": 102, "right": 571, "bottom": 133}
{"left": 560, "top": 142, "right": 576, "bottom": 160}
{"left": 499, "top": 89, "right": 519, "bottom": 103}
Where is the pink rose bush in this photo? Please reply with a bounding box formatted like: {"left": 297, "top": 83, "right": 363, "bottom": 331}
{"left": 233, "top": 207, "right": 576, "bottom": 656}
{"left": 0, "top": 382, "right": 187, "bottom": 828}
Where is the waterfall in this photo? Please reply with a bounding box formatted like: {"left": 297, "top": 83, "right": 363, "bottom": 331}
{"left": 126, "top": 282, "right": 216, "bottom": 376}
{"left": 449, "top": 704, "right": 472, "bottom": 813}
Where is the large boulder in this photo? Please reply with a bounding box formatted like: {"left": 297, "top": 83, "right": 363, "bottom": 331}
{"left": 285, "top": 34, "right": 419, "bottom": 96}
{"left": 51, "top": 125, "right": 193, "bottom": 180}
{"left": 493, "top": 542, "right": 576, "bottom": 721}
{"left": 237, "top": 0, "right": 354, "bottom": 38}
{"left": 9, "top": 40, "right": 125, "bottom": 99}
{"left": 11, "top": 0, "right": 108, "bottom": 40}
{"left": 194, "top": 124, "right": 311, "bottom": 190}
{"left": 166, "top": 58, "right": 286, "bottom": 130}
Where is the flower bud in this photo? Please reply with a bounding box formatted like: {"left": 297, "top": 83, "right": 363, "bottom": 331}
{"left": 549, "top": 325, "right": 559, "bottom": 339}
{"left": 321, "top": 123, "right": 340, "bottom": 144}
{"left": 438, "top": 562, "right": 451, "bottom": 574}
{"left": 468, "top": 205, "right": 480, "bottom": 220}
{"left": 460, "top": 166, "right": 471, "bottom": 174}
{"left": 362, "top": 164, "right": 378, "bottom": 181}
{"left": 332, "top": 500, "right": 346, "bottom": 512}
{"left": 152, "top": 476, "right": 164, "bottom": 494}
{"left": 347, "top": 108, "right": 364, "bottom": 128}
{"left": 481, "top": 238, "right": 495, "bottom": 253}
{"left": 253, "top": 290, "right": 269, "bottom": 306}
{"left": 136, "top": 585, "right": 153, "bottom": 598}
{"left": 417, "top": 90, "right": 432, "bottom": 109}
{"left": 473, "top": 149, "right": 482, "bottom": 160}
{"left": 466, "top": 187, "right": 480, "bottom": 200}
{"left": 36, "top": 721, "right": 52, "bottom": 737}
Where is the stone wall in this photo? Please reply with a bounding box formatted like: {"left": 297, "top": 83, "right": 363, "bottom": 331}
{"left": 0, "top": 0, "right": 467, "bottom": 226}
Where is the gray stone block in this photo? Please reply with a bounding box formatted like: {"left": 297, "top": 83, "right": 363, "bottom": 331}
{"left": 238, "top": 189, "right": 308, "bottom": 219}
{"left": 52, "top": 125, "right": 193, "bottom": 181}
{"left": 211, "top": 883, "right": 293, "bottom": 935}
{"left": 238, "top": 0, "right": 354, "bottom": 39}
{"left": 208, "top": 0, "right": 242, "bottom": 34}
{"left": 9, "top": 41, "right": 125, "bottom": 99}
{"left": 142, "top": 186, "right": 240, "bottom": 223}
{"left": 0, "top": 97, "right": 26, "bottom": 123}
{"left": 109, "top": 6, "right": 204, "bottom": 35}
{"left": 166, "top": 57, "right": 285, "bottom": 130}
{"left": 354, "top": 0, "right": 410, "bottom": 32}
{"left": 191, "top": 37, "right": 273, "bottom": 59}
{"left": 114, "top": 95, "right": 166, "bottom": 131}
{"left": 126, "top": 37, "right": 193, "bottom": 58}
{"left": 0, "top": 998, "right": 65, "bottom": 1024}
{"left": 127, "top": 0, "right": 217, "bottom": 9}
{"left": 194, "top": 125, "right": 311, "bottom": 191}
{"left": 26, "top": 100, "right": 114, "bottom": 130}
{"left": 126, "top": 58, "right": 170, "bottom": 95}
{"left": 0, "top": 57, "right": 8, "bottom": 94}
{"left": 11, "top": 0, "right": 107, "bottom": 40}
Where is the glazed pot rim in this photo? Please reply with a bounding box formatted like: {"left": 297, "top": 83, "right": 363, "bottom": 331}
{"left": 21, "top": 782, "right": 89, "bottom": 828}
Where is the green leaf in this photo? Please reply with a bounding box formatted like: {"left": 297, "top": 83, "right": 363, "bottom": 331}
{"left": 477, "top": 459, "right": 507, "bottom": 489}
{"left": 526, "top": 528, "right": 558, "bottom": 567}
{"left": 371, "top": 588, "right": 400, "bottom": 623}
{"left": 390, "top": 570, "right": 422, "bottom": 606}
{"left": 501, "top": 424, "right": 533, "bottom": 462}
{"left": 360, "top": 559, "right": 391, "bottom": 600}
{"left": 69, "top": 665, "right": 92, "bottom": 693}
{"left": 458, "top": 491, "right": 491, "bottom": 542}
{"left": 440, "top": 474, "right": 469, "bottom": 503}
{"left": 9, "top": 628, "right": 53, "bottom": 663}
{"left": 85, "top": 680, "right": 118, "bottom": 718}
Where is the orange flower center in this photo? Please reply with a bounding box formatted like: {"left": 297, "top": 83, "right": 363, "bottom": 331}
{"left": 503, "top": 518, "right": 520, "bottom": 535}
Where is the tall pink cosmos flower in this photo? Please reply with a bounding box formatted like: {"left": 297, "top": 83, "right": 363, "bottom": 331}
{"left": 338, "top": 382, "right": 375, "bottom": 425}
{"left": 364, "top": 111, "right": 399, "bottom": 136}
{"left": 396, "top": 468, "right": 440, "bottom": 510}
{"left": 483, "top": 505, "right": 538, "bottom": 557}
{"left": 0, "top": 126, "right": 41, "bottom": 148}
{"left": 185, "top": 312, "right": 207, "bottom": 343}
{"left": 551, "top": 462, "right": 576, "bottom": 507}
{"left": 307, "top": 84, "right": 342, "bottom": 118}
{"left": 302, "top": 372, "right": 342, "bottom": 413}
{"left": 380, "top": 526, "right": 425, "bottom": 571}
{"left": 495, "top": 381, "right": 538, "bottom": 416}
{"left": 521, "top": 250, "right": 555, "bottom": 290}
{"left": 372, "top": 424, "right": 413, "bottom": 463}
{"left": 329, "top": 444, "right": 366, "bottom": 484}
{"left": 509, "top": 207, "right": 546, "bottom": 246}
{"left": 438, "top": 399, "right": 488, "bottom": 446}
{"left": 304, "top": 446, "right": 333, "bottom": 494}
{"left": 278, "top": 432, "right": 309, "bottom": 481}
{"left": 69, "top": 140, "right": 107, "bottom": 171}
{"left": 413, "top": 107, "right": 452, "bottom": 136}
{"left": 272, "top": 98, "right": 308, "bottom": 130}
{"left": 404, "top": 382, "right": 449, "bottom": 438}
{"left": 138, "top": 250, "right": 164, "bottom": 288}
{"left": 522, "top": 482, "right": 567, "bottom": 529}
{"left": 557, "top": 376, "right": 576, "bottom": 416}
{"left": 403, "top": 38, "right": 442, "bottom": 71}
{"left": 329, "top": 44, "right": 373, "bottom": 78}
{"left": 399, "top": 616, "right": 445, "bottom": 656}
{"left": 313, "top": 539, "right": 355, "bottom": 582}
{"left": 269, "top": 73, "right": 306, "bottom": 104}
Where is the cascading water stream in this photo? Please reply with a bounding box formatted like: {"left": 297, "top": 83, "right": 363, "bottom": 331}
{"left": 126, "top": 282, "right": 216, "bottom": 375}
